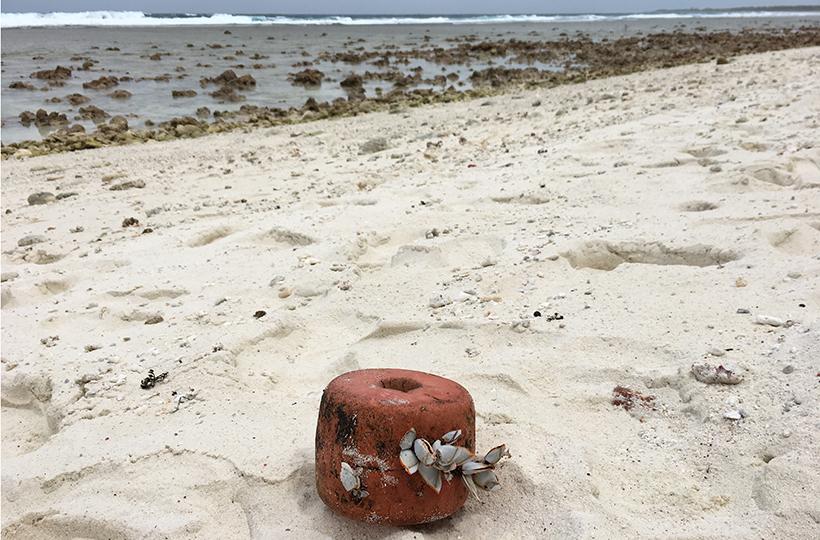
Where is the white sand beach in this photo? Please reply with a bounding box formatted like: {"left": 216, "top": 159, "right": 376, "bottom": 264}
{"left": 2, "top": 46, "right": 819, "bottom": 538}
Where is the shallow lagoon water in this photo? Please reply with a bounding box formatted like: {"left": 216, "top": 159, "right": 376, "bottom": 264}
{"left": 2, "top": 15, "right": 819, "bottom": 143}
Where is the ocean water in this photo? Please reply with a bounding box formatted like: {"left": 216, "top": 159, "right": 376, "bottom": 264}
{"left": 2, "top": 10, "right": 819, "bottom": 144}
{"left": 3, "top": 9, "right": 820, "bottom": 28}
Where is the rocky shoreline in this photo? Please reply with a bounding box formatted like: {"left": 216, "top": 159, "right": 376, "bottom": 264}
{"left": 3, "top": 26, "right": 819, "bottom": 158}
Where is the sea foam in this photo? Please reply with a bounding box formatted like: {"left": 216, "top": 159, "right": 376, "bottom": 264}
{"left": 2, "top": 10, "right": 819, "bottom": 28}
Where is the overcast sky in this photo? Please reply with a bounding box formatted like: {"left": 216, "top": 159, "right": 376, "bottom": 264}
{"left": 2, "top": 1, "right": 818, "bottom": 14}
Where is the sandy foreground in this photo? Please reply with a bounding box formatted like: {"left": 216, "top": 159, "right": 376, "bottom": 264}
{"left": 2, "top": 47, "right": 819, "bottom": 539}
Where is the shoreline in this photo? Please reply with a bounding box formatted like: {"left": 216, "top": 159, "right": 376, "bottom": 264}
{"left": 3, "top": 25, "right": 820, "bottom": 158}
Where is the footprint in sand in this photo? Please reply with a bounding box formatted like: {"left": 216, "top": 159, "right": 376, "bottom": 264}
{"left": 744, "top": 163, "right": 796, "bottom": 187}
{"left": 1, "top": 370, "right": 57, "bottom": 455}
{"left": 186, "top": 225, "right": 234, "bottom": 247}
{"left": 788, "top": 156, "right": 820, "bottom": 189}
{"left": 561, "top": 240, "right": 739, "bottom": 271}
{"left": 228, "top": 314, "right": 372, "bottom": 389}
{"left": 118, "top": 309, "right": 164, "bottom": 322}
{"left": 137, "top": 288, "right": 188, "bottom": 300}
{"left": 36, "top": 277, "right": 75, "bottom": 296}
{"left": 390, "top": 236, "right": 505, "bottom": 269}
{"left": 22, "top": 249, "right": 65, "bottom": 265}
{"left": 685, "top": 146, "right": 727, "bottom": 158}
{"left": 359, "top": 321, "right": 427, "bottom": 340}
{"left": 767, "top": 225, "right": 820, "bottom": 256}
{"left": 7, "top": 453, "right": 250, "bottom": 538}
{"left": 490, "top": 193, "right": 550, "bottom": 205}
{"left": 254, "top": 226, "right": 315, "bottom": 246}
{"left": 679, "top": 200, "right": 719, "bottom": 212}
{"left": 2, "top": 286, "right": 16, "bottom": 308}
{"left": 751, "top": 452, "right": 820, "bottom": 519}
{"left": 738, "top": 141, "right": 769, "bottom": 153}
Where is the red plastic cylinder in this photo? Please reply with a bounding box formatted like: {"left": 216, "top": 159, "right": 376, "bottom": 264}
{"left": 315, "top": 368, "right": 476, "bottom": 525}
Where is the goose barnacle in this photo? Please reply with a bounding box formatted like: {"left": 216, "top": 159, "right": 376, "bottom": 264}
{"left": 483, "top": 444, "right": 510, "bottom": 465}
{"left": 418, "top": 462, "right": 443, "bottom": 493}
{"left": 398, "top": 427, "right": 509, "bottom": 499}
{"left": 400, "top": 449, "right": 419, "bottom": 474}
{"left": 413, "top": 438, "right": 436, "bottom": 466}
{"left": 459, "top": 444, "right": 510, "bottom": 500}
{"left": 399, "top": 428, "right": 417, "bottom": 450}
{"left": 440, "top": 429, "right": 462, "bottom": 444}
{"left": 339, "top": 461, "right": 369, "bottom": 500}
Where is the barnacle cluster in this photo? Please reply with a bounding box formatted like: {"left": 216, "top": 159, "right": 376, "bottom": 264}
{"left": 399, "top": 428, "right": 509, "bottom": 499}
{"left": 338, "top": 428, "right": 509, "bottom": 502}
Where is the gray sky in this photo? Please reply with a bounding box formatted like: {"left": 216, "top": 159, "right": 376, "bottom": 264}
{"left": 1, "top": 1, "right": 817, "bottom": 14}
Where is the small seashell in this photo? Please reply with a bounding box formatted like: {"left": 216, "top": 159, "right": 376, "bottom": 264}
{"left": 399, "top": 428, "right": 417, "bottom": 450}
{"left": 400, "top": 449, "right": 419, "bottom": 475}
{"left": 440, "top": 429, "right": 462, "bottom": 444}
{"left": 753, "top": 314, "right": 785, "bottom": 327}
{"left": 414, "top": 438, "right": 435, "bottom": 466}
{"left": 472, "top": 469, "right": 501, "bottom": 491}
{"left": 418, "top": 462, "right": 443, "bottom": 493}
{"left": 723, "top": 409, "right": 742, "bottom": 421}
{"left": 340, "top": 462, "right": 360, "bottom": 492}
{"left": 278, "top": 287, "right": 293, "bottom": 299}
{"left": 484, "top": 444, "right": 510, "bottom": 465}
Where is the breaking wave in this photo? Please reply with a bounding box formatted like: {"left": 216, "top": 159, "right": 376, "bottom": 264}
{"left": 2, "top": 10, "right": 819, "bottom": 28}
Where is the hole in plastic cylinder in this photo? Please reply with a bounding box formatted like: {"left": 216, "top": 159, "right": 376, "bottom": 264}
{"left": 380, "top": 377, "right": 422, "bottom": 393}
